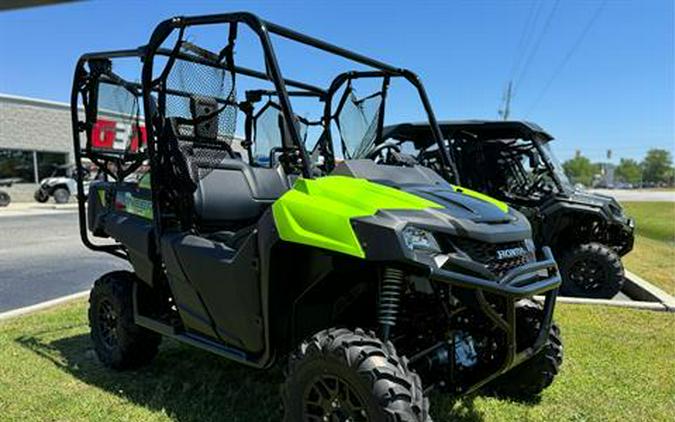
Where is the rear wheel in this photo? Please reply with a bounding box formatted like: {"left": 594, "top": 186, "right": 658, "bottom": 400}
{"left": 89, "top": 271, "right": 161, "bottom": 370}
{"left": 283, "top": 328, "right": 430, "bottom": 422}
{"left": 53, "top": 187, "right": 70, "bottom": 204}
{"left": 559, "top": 242, "right": 624, "bottom": 298}
{"left": 485, "top": 299, "right": 563, "bottom": 400}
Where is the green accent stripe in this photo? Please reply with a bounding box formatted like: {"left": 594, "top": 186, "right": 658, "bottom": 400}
{"left": 272, "top": 176, "right": 442, "bottom": 258}
{"left": 451, "top": 185, "right": 509, "bottom": 213}
{"left": 97, "top": 188, "right": 106, "bottom": 206}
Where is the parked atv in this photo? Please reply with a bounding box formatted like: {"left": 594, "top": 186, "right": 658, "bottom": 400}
{"left": 72, "top": 14, "right": 562, "bottom": 420}
{"left": 366, "top": 120, "right": 634, "bottom": 298}
{"left": 34, "top": 164, "right": 90, "bottom": 204}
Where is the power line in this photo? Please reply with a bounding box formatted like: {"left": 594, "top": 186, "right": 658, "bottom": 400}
{"left": 513, "top": 0, "right": 562, "bottom": 97}
{"left": 507, "top": 0, "right": 539, "bottom": 83}
{"left": 525, "top": 0, "right": 608, "bottom": 116}
{"left": 498, "top": 80, "right": 513, "bottom": 120}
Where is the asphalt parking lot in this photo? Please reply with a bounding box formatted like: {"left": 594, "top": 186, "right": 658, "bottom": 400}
{"left": 589, "top": 189, "right": 675, "bottom": 202}
{"left": 0, "top": 210, "right": 129, "bottom": 313}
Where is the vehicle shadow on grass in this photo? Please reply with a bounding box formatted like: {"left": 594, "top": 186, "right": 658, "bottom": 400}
{"left": 16, "top": 330, "right": 498, "bottom": 422}
{"left": 16, "top": 332, "right": 284, "bottom": 421}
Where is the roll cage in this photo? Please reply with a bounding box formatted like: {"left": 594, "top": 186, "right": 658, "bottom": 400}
{"left": 375, "top": 121, "right": 569, "bottom": 195}
{"left": 72, "top": 11, "right": 457, "bottom": 258}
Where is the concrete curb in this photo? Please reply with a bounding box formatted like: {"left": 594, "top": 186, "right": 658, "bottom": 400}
{"left": 534, "top": 271, "right": 675, "bottom": 313}
{"left": 623, "top": 270, "right": 675, "bottom": 311}
{"left": 553, "top": 296, "right": 672, "bottom": 312}
{"left": 0, "top": 203, "right": 78, "bottom": 218}
{"left": 0, "top": 290, "right": 90, "bottom": 321}
{"left": 0, "top": 203, "right": 79, "bottom": 211}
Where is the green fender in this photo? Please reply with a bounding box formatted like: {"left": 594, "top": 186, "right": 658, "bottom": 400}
{"left": 272, "top": 176, "right": 443, "bottom": 258}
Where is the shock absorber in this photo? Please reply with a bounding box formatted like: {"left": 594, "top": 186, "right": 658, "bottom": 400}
{"left": 378, "top": 267, "right": 405, "bottom": 341}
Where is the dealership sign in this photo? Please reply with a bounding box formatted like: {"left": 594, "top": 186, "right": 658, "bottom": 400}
{"left": 91, "top": 118, "right": 146, "bottom": 152}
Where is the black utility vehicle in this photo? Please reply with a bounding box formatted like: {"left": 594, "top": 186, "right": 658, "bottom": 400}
{"left": 73, "top": 14, "right": 563, "bottom": 420}
{"left": 366, "top": 120, "right": 634, "bottom": 298}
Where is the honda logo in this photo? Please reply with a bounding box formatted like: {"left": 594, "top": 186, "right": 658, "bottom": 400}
{"left": 496, "top": 246, "right": 527, "bottom": 260}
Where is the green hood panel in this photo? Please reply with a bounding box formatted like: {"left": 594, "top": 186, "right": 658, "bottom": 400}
{"left": 450, "top": 185, "right": 509, "bottom": 213}
{"left": 272, "top": 176, "right": 442, "bottom": 258}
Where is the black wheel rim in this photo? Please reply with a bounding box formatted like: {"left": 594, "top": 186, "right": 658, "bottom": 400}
{"left": 304, "top": 374, "right": 368, "bottom": 422}
{"left": 98, "top": 300, "right": 119, "bottom": 349}
{"left": 568, "top": 258, "right": 605, "bottom": 291}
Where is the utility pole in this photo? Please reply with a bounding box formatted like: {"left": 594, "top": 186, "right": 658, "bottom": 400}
{"left": 498, "top": 81, "right": 513, "bottom": 120}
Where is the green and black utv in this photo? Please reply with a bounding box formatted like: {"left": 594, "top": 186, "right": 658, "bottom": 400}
{"left": 72, "top": 13, "right": 562, "bottom": 421}
{"left": 361, "top": 120, "right": 634, "bottom": 298}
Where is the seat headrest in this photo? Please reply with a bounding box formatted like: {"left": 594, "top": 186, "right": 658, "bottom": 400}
{"left": 189, "top": 95, "right": 219, "bottom": 141}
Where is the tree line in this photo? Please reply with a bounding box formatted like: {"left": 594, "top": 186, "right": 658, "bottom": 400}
{"left": 562, "top": 148, "right": 674, "bottom": 187}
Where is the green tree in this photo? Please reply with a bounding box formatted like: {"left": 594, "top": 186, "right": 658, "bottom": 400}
{"left": 666, "top": 166, "right": 675, "bottom": 186}
{"left": 641, "top": 149, "right": 672, "bottom": 184}
{"left": 563, "top": 155, "right": 597, "bottom": 186}
{"left": 615, "top": 158, "right": 642, "bottom": 185}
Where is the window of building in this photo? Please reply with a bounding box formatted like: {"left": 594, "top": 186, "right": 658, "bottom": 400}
{"left": 37, "top": 151, "right": 68, "bottom": 180}
{"left": 0, "top": 148, "right": 67, "bottom": 183}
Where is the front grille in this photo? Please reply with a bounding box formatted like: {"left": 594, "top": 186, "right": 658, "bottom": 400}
{"left": 451, "top": 238, "right": 531, "bottom": 277}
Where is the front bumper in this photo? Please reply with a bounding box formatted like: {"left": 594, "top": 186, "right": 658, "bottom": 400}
{"left": 430, "top": 246, "right": 561, "bottom": 297}
{"left": 429, "top": 246, "right": 561, "bottom": 393}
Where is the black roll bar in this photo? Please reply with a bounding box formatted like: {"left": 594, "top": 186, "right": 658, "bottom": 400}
{"left": 72, "top": 11, "right": 462, "bottom": 256}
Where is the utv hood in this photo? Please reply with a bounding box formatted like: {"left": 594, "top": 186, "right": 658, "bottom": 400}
{"left": 403, "top": 184, "right": 511, "bottom": 224}
{"left": 562, "top": 188, "right": 630, "bottom": 224}
{"left": 272, "top": 172, "right": 530, "bottom": 258}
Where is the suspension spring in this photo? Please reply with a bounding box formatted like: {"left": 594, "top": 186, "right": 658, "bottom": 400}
{"left": 378, "top": 267, "right": 405, "bottom": 341}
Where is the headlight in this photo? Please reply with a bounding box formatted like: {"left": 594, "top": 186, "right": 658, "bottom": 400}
{"left": 402, "top": 226, "right": 441, "bottom": 253}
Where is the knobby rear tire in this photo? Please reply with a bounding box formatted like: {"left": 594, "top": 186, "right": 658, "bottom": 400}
{"left": 88, "top": 271, "right": 161, "bottom": 370}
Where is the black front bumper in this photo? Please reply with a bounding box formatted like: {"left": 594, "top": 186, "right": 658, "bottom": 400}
{"left": 429, "top": 246, "right": 561, "bottom": 393}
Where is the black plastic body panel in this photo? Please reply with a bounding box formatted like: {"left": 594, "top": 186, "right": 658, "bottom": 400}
{"left": 87, "top": 181, "right": 110, "bottom": 238}
{"left": 104, "top": 213, "right": 155, "bottom": 285}
{"left": 161, "top": 231, "right": 264, "bottom": 353}
{"left": 161, "top": 233, "right": 219, "bottom": 338}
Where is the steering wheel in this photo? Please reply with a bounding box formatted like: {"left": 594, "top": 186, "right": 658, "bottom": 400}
{"left": 366, "top": 142, "right": 418, "bottom": 167}
{"left": 366, "top": 141, "right": 401, "bottom": 163}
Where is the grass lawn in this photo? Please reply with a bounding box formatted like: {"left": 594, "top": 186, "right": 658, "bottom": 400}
{"left": 1, "top": 300, "right": 673, "bottom": 421}
{"left": 621, "top": 202, "right": 675, "bottom": 294}
{"left": 622, "top": 202, "right": 675, "bottom": 245}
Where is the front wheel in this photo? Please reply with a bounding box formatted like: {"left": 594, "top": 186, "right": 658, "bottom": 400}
{"left": 485, "top": 299, "right": 563, "bottom": 400}
{"left": 34, "top": 188, "right": 49, "bottom": 203}
{"left": 283, "top": 328, "right": 430, "bottom": 422}
{"left": 88, "top": 271, "right": 161, "bottom": 370}
{"left": 559, "top": 242, "right": 624, "bottom": 298}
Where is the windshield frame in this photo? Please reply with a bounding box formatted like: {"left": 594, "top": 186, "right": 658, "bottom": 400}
{"left": 322, "top": 71, "right": 458, "bottom": 180}
{"left": 532, "top": 136, "right": 572, "bottom": 194}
